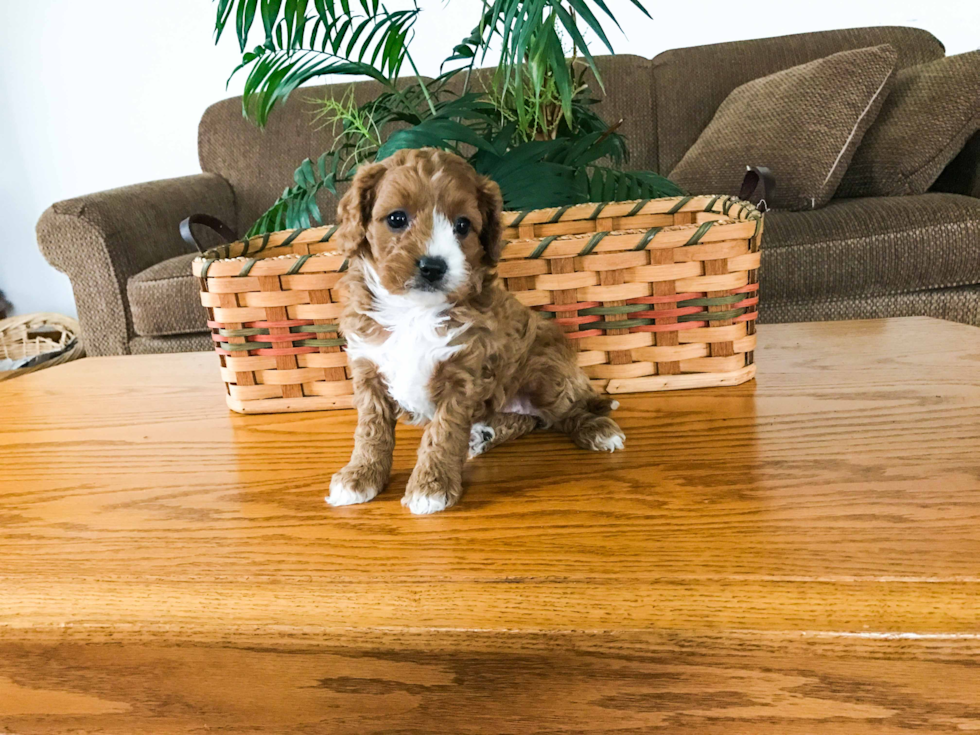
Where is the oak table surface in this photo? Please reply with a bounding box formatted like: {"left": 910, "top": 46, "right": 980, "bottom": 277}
{"left": 1, "top": 316, "right": 978, "bottom": 734}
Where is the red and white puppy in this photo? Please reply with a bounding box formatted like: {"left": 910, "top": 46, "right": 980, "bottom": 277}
{"left": 328, "top": 148, "right": 624, "bottom": 514}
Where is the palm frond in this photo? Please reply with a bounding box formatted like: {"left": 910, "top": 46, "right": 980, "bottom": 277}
{"left": 217, "top": 0, "right": 687, "bottom": 235}
{"left": 246, "top": 151, "right": 342, "bottom": 237}
{"left": 219, "top": 0, "right": 421, "bottom": 125}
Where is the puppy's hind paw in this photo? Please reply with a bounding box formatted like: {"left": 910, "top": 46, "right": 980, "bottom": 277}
{"left": 468, "top": 423, "right": 496, "bottom": 458}
{"left": 572, "top": 416, "right": 626, "bottom": 453}
{"left": 326, "top": 467, "right": 382, "bottom": 507}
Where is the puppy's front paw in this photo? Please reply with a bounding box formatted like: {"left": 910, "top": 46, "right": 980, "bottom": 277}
{"left": 468, "top": 422, "right": 496, "bottom": 458}
{"left": 573, "top": 416, "right": 626, "bottom": 453}
{"left": 402, "top": 492, "right": 451, "bottom": 515}
{"left": 326, "top": 465, "right": 384, "bottom": 507}
{"left": 402, "top": 472, "right": 460, "bottom": 515}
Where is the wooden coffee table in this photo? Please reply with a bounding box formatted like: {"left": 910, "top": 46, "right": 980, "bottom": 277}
{"left": 1, "top": 317, "right": 978, "bottom": 733}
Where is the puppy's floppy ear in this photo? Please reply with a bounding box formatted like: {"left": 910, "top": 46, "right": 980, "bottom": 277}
{"left": 335, "top": 161, "right": 387, "bottom": 257}
{"left": 476, "top": 175, "right": 504, "bottom": 265}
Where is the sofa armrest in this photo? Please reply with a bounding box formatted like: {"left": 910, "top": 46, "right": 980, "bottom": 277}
{"left": 37, "top": 173, "right": 236, "bottom": 356}
{"left": 933, "top": 131, "right": 980, "bottom": 199}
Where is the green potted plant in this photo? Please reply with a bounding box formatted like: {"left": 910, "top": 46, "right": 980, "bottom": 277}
{"left": 213, "top": 0, "right": 683, "bottom": 236}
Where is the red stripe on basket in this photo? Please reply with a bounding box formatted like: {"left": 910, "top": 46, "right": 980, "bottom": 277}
{"left": 734, "top": 296, "right": 759, "bottom": 309}
{"left": 247, "top": 332, "right": 315, "bottom": 343}
{"left": 733, "top": 283, "right": 760, "bottom": 294}
{"left": 555, "top": 315, "right": 602, "bottom": 326}
{"left": 565, "top": 328, "right": 603, "bottom": 339}
{"left": 626, "top": 292, "right": 701, "bottom": 305}
{"left": 206, "top": 320, "right": 225, "bottom": 329}
{"left": 245, "top": 319, "right": 314, "bottom": 328}
{"left": 630, "top": 321, "right": 707, "bottom": 333}
{"left": 733, "top": 312, "right": 759, "bottom": 323}
{"left": 537, "top": 301, "right": 601, "bottom": 312}
{"left": 631, "top": 306, "right": 704, "bottom": 319}
{"left": 254, "top": 346, "right": 320, "bottom": 356}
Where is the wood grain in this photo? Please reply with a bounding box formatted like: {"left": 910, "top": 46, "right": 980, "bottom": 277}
{"left": 2, "top": 633, "right": 979, "bottom": 734}
{"left": 1, "top": 317, "right": 979, "bottom": 732}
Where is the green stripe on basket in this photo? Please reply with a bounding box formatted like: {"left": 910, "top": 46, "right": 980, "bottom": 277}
{"left": 200, "top": 259, "right": 214, "bottom": 278}
{"left": 238, "top": 258, "right": 258, "bottom": 276}
{"left": 286, "top": 253, "right": 312, "bottom": 275}
{"left": 547, "top": 204, "right": 572, "bottom": 223}
{"left": 590, "top": 318, "right": 655, "bottom": 330}
{"left": 626, "top": 199, "right": 651, "bottom": 217}
{"left": 240, "top": 237, "right": 251, "bottom": 257}
{"left": 589, "top": 202, "right": 608, "bottom": 220}
{"left": 257, "top": 232, "right": 271, "bottom": 253}
{"left": 722, "top": 197, "right": 734, "bottom": 215}
{"left": 677, "top": 307, "right": 746, "bottom": 322}
{"left": 633, "top": 227, "right": 662, "bottom": 250}
{"left": 667, "top": 196, "right": 694, "bottom": 214}
{"left": 291, "top": 323, "right": 339, "bottom": 333}
{"left": 319, "top": 224, "right": 339, "bottom": 242}
{"left": 219, "top": 341, "right": 273, "bottom": 351}
{"left": 528, "top": 236, "right": 556, "bottom": 259}
{"left": 684, "top": 221, "right": 715, "bottom": 245}
{"left": 510, "top": 210, "right": 531, "bottom": 228}
{"left": 280, "top": 228, "right": 306, "bottom": 247}
{"left": 338, "top": 259, "right": 349, "bottom": 272}
{"left": 298, "top": 337, "right": 347, "bottom": 347}
{"left": 705, "top": 195, "right": 720, "bottom": 213}
{"left": 679, "top": 293, "right": 744, "bottom": 307}
{"left": 217, "top": 327, "right": 268, "bottom": 337}
{"left": 580, "top": 304, "right": 641, "bottom": 316}
{"left": 579, "top": 231, "right": 608, "bottom": 256}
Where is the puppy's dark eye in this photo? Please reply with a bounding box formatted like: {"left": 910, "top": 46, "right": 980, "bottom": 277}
{"left": 386, "top": 210, "right": 409, "bottom": 231}
{"left": 453, "top": 217, "right": 471, "bottom": 238}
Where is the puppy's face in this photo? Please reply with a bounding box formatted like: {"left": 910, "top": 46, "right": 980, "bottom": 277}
{"left": 336, "top": 149, "right": 503, "bottom": 302}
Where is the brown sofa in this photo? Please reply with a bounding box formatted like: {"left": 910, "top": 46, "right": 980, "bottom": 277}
{"left": 38, "top": 26, "right": 980, "bottom": 356}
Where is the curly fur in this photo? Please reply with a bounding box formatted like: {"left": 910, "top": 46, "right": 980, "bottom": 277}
{"left": 327, "top": 148, "right": 624, "bottom": 514}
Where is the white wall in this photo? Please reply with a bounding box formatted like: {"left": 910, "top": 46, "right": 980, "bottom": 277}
{"left": 1, "top": 0, "right": 977, "bottom": 318}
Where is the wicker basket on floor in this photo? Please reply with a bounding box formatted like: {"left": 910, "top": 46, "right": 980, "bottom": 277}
{"left": 192, "top": 195, "right": 763, "bottom": 414}
{"left": 0, "top": 312, "right": 84, "bottom": 382}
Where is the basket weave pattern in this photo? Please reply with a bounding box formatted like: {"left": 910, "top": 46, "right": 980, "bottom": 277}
{"left": 193, "top": 195, "right": 762, "bottom": 414}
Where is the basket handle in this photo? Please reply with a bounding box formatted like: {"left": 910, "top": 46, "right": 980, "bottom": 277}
{"left": 738, "top": 166, "right": 775, "bottom": 212}
{"left": 180, "top": 214, "right": 237, "bottom": 254}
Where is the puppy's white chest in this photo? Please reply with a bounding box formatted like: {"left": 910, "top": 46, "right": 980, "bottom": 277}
{"left": 345, "top": 272, "right": 465, "bottom": 423}
{"left": 350, "top": 321, "right": 459, "bottom": 422}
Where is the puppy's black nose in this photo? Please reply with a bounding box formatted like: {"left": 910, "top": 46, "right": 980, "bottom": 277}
{"left": 418, "top": 255, "right": 448, "bottom": 284}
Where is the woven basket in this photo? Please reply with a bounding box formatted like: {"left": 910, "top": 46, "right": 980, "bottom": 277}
{"left": 0, "top": 312, "right": 84, "bottom": 382}
{"left": 192, "top": 195, "right": 763, "bottom": 414}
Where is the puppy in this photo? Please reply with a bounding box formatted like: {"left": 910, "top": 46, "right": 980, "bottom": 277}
{"left": 327, "top": 148, "right": 625, "bottom": 514}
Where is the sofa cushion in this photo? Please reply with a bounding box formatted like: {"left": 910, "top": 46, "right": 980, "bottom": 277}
{"left": 653, "top": 27, "right": 946, "bottom": 175}
{"left": 760, "top": 287, "right": 980, "bottom": 327}
{"left": 669, "top": 46, "right": 897, "bottom": 211}
{"left": 200, "top": 78, "right": 426, "bottom": 236}
{"left": 128, "top": 253, "right": 207, "bottom": 337}
{"left": 761, "top": 193, "right": 980, "bottom": 304}
{"left": 200, "top": 56, "right": 659, "bottom": 236}
{"left": 130, "top": 333, "right": 213, "bottom": 354}
{"left": 838, "top": 51, "right": 980, "bottom": 197}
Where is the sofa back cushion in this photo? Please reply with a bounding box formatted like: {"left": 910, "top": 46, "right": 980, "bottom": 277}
{"left": 199, "top": 56, "right": 656, "bottom": 235}
{"left": 652, "top": 27, "right": 946, "bottom": 176}
{"left": 199, "top": 79, "right": 397, "bottom": 236}
{"left": 837, "top": 50, "right": 980, "bottom": 197}
{"left": 669, "top": 45, "right": 898, "bottom": 211}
